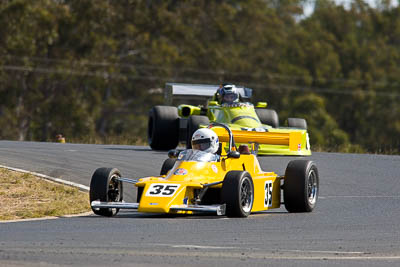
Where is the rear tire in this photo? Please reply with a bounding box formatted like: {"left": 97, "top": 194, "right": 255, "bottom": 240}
{"left": 89, "top": 168, "right": 123, "bottom": 217}
{"left": 186, "top": 115, "right": 210, "bottom": 148}
{"left": 255, "top": 109, "right": 279, "bottom": 128}
{"left": 160, "top": 158, "right": 177, "bottom": 175}
{"left": 284, "top": 160, "right": 319, "bottom": 212}
{"left": 221, "top": 171, "right": 254, "bottom": 217}
{"left": 148, "top": 106, "right": 179, "bottom": 150}
{"left": 287, "top": 118, "right": 307, "bottom": 130}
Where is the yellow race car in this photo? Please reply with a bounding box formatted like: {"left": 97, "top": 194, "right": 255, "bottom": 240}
{"left": 90, "top": 123, "right": 319, "bottom": 217}
{"left": 148, "top": 83, "right": 311, "bottom": 156}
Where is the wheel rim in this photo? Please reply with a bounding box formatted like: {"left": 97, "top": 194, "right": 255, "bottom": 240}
{"left": 240, "top": 177, "right": 253, "bottom": 213}
{"left": 307, "top": 169, "right": 318, "bottom": 205}
{"left": 108, "top": 174, "right": 121, "bottom": 202}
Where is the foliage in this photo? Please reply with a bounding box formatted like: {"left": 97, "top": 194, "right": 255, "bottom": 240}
{"left": 0, "top": 0, "right": 399, "bottom": 153}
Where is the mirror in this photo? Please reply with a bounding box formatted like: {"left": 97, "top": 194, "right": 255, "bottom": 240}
{"left": 208, "top": 101, "right": 218, "bottom": 106}
{"left": 168, "top": 149, "right": 180, "bottom": 158}
{"left": 227, "top": 151, "right": 240, "bottom": 159}
{"left": 256, "top": 102, "right": 267, "bottom": 108}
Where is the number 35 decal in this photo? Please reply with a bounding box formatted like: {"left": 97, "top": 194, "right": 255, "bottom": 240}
{"left": 264, "top": 180, "right": 273, "bottom": 207}
{"left": 145, "top": 184, "right": 181, "bottom": 197}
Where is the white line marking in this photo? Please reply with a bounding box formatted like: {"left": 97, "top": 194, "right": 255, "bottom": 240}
{"left": 294, "top": 255, "right": 400, "bottom": 260}
{"left": 154, "top": 244, "right": 364, "bottom": 254}
{"left": 0, "top": 212, "right": 93, "bottom": 224}
{"left": 0, "top": 164, "right": 89, "bottom": 191}
{"left": 282, "top": 249, "right": 365, "bottom": 254}
{"left": 172, "top": 245, "right": 238, "bottom": 249}
{"left": 320, "top": 196, "right": 400, "bottom": 199}
{"left": 138, "top": 244, "right": 400, "bottom": 260}
{"left": 152, "top": 243, "right": 240, "bottom": 250}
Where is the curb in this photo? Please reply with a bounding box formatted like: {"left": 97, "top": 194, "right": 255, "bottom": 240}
{"left": 0, "top": 212, "right": 93, "bottom": 224}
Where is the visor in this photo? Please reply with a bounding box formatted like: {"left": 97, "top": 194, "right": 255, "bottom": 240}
{"left": 192, "top": 138, "right": 211, "bottom": 151}
{"left": 223, "top": 93, "right": 238, "bottom": 102}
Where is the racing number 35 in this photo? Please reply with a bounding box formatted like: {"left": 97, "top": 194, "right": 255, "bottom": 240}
{"left": 145, "top": 184, "right": 181, "bottom": 197}
{"left": 264, "top": 181, "right": 273, "bottom": 207}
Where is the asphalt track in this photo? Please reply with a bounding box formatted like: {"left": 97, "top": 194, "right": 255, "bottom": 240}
{"left": 0, "top": 140, "right": 400, "bottom": 266}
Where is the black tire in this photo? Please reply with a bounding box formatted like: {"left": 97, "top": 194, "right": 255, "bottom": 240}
{"left": 89, "top": 168, "right": 123, "bottom": 217}
{"left": 284, "top": 160, "right": 319, "bottom": 212}
{"left": 186, "top": 115, "right": 210, "bottom": 148}
{"left": 148, "top": 106, "right": 179, "bottom": 150}
{"left": 287, "top": 118, "right": 307, "bottom": 130}
{"left": 221, "top": 171, "right": 254, "bottom": 217}
{"left": 160, "top": 158, "right": 177, "bottom": 175}
{"left": 255, "top": 109, "right": 279, "bottom": 128}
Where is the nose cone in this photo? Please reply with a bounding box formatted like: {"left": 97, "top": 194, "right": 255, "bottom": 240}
{"left": 138, "top": 182, "right": 185, "bottom": 213}
{"left": 226, "top": 105, "right": 262, "bottom": 128}
{"left": 233, "top": 117, "right": 262, "bottom": 128}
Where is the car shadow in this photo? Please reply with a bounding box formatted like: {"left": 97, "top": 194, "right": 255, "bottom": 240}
{"left": 83, "top": 212, "right": 230, "bottom": 220}
{"left": 82, "top": 210, "right": 288, "bottom": 220}
{"left": 252, "top": 210, "right": 288, "bottom": 216}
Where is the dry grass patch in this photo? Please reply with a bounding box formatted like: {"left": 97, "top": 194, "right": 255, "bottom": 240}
{"left": 0, "top": 168, "right": 90, "bottom": 221}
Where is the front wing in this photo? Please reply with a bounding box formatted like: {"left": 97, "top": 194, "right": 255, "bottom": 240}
{"left": 91, "top": 201, "right": 226, "bottom": 215}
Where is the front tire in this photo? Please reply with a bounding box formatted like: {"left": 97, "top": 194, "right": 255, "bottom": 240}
{"left": 287, "top": 118, "right": 307, "bottom": 130}
{"left": 89, "top": 168, "right": 123, "bottom": 217}
{"left": 221, "top": 171, "right": 254, "bottom": 217}
{"left": 148, "top": 106, "right": 179, "bottom": 150}
{"left": 255, "top": 109, "right": 279, "bottom": 128}
{"left": 160, "top": 158, "right": 177, "bottom": 175}
{"left": 284, "top": 160, "right": 319, "bottom": 212}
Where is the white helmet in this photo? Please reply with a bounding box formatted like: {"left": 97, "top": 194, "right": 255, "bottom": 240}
{"left": 191, "top": 128, "right": 219, "bottom": 154}
{"left": 219, "top": 84, "right": 239, "bottom": 104}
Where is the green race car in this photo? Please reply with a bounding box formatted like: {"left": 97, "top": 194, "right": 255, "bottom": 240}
{"left": 148, "top": 83, "right": 311, "bottom": 156}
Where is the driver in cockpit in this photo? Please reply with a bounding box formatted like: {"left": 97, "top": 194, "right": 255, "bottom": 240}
{"left": 214, "top": 84, "right": 240, "bottom": 105}
{"left": 190, "top": 128, "right": 220, "bottom": 161}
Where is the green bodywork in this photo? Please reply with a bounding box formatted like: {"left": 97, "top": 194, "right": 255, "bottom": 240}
{"left": 178, "top": 102, "right": 311, "bottom": 156}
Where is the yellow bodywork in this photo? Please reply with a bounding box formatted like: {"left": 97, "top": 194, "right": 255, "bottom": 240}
{"left": 135, "top": 151, "right": 281, "bottom": 214}
{"left": 212, "top": 127, "right": 303, "bottom": 152}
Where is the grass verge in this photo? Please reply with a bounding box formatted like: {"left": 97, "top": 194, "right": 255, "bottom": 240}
{"left": 0, "top": 168, "right": 90, "bottom": 221}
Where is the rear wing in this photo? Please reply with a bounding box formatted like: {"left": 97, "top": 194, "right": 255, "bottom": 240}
{"left": 212, "top": 127, "right": 303, "bottom": 152}
{"left": 165, "top": 83, "right": 252, "bottom": 105}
